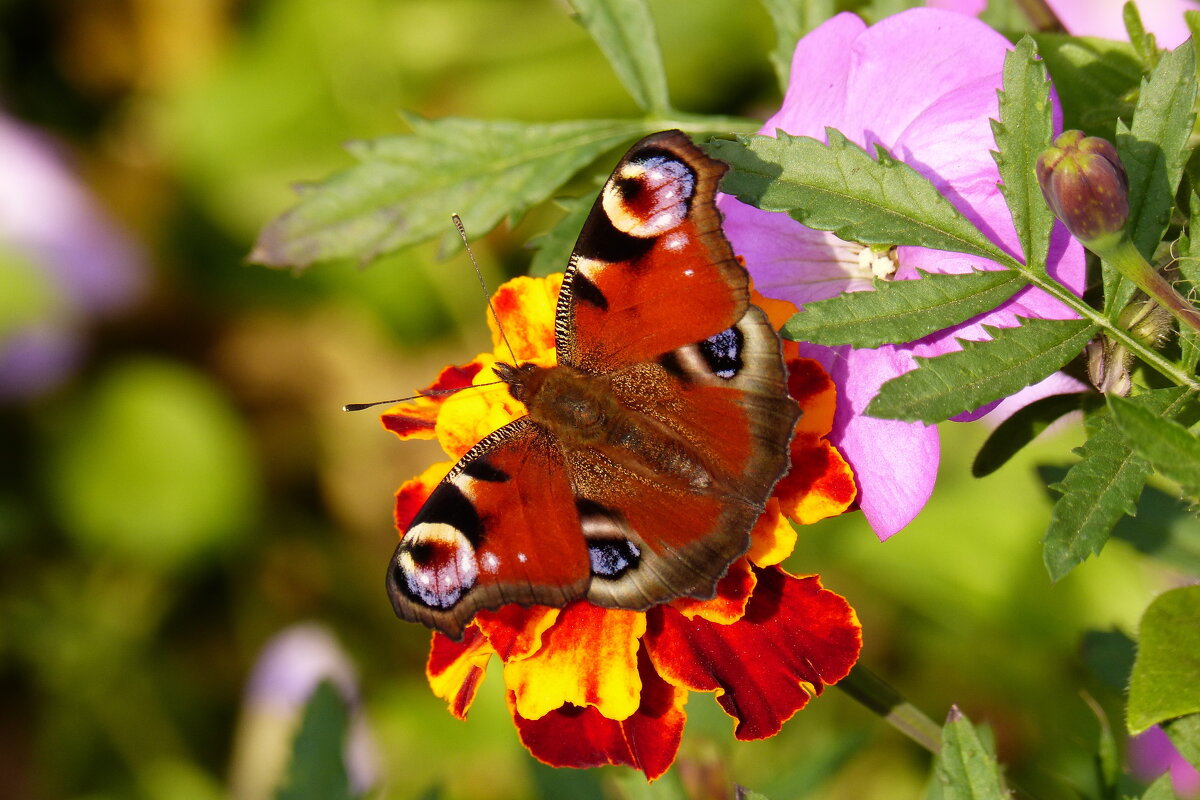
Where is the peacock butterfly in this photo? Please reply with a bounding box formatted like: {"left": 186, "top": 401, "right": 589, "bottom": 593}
{"left": 387, "top": 130, "right": 799, "bottom": 640}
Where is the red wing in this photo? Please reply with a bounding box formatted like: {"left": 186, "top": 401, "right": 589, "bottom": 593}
{"left": 555, "top": 130, "right": 749, "bottom": 373}
{"left": 573, "top": 305, "right": 799, "bottom": 610}
{"left": 387, "top": 417, "right": 591, "bottom": 640}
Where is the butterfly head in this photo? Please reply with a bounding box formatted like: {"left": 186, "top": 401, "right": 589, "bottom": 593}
{"left": 491, "top": 361, "right": 541, "bottom": 404}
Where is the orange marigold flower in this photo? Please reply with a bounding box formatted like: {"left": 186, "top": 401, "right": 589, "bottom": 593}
{"left": 383, "top": 274, "right": 861, "bottom": 779}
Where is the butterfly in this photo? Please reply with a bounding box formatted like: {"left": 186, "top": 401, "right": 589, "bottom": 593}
{"left": 387, "top": 130, "right": 799, "bottom": 640}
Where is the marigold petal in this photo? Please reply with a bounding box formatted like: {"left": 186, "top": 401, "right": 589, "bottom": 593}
{"left": 426, "top": 627, "right": 495, "bottom": 720}
{"left": 774, "top": 433, "right": 857, "bottom": 525}
{"left": 510, "top": 648, "right": 687, "bottom": 781}
{"left": 489, "top": 274, "right": 563, "bottom": 362}
{"left": 644, "top": 566, "right": 861, "bottom": 741}
{"left": 381, "top": 360, "right": 485, "bottom": 441}
{"left": 788, "top": 357, "right": 836, "bottom": 435}
{"left": 749, "top": 288, "right": 800, "bottom": 331}
{"left": 434, "top": 361, "right": 526, "bottom": 460}
{"left": 394, "top": 460, "right": 453, "bottom": 529}
{"left": 503, "top": 603, "right": 645, "bottom": 722}
{"left": 746, "top": 498, "right": 797, "bottom": 567}
{"left": 475, "top": 605, "right": 560, "bottom": 661}
{"left": 670, "top": 558, "right": 756, "bottom": 624}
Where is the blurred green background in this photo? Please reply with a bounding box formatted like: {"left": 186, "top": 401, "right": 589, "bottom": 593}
{"left": 0, "top": 1, "right": 1188, "bottom": 798}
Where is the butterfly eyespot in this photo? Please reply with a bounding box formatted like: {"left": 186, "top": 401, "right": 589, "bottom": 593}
{"left": 587, "top": 539, "right": 641, "bottom": 579}
{"left": 602, "top": 154, "right": 695, "bottom": 238}
{"left": 395, "top": 523, "right": 478, "bottom": 610}
{"left": 698, "top": 326, "right": 744, "bottom": 379}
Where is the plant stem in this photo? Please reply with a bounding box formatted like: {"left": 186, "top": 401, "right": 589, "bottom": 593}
{"left": 836, "top": 664, "right": 942, "bottom": 753}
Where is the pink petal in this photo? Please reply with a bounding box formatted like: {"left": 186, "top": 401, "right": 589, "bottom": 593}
{"left": 1045, "top": 0, "right": 1198, "bottom": 48}
{"left": 797, "top": 343, "right": 940, "bottom": 539}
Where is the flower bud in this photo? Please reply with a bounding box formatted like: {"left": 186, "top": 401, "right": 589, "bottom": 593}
{"left": 1036, "top": 130, "right": 1130, "bottom": 246}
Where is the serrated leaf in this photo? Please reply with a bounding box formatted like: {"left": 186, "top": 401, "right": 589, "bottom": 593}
{"left": 1128, "top": 585, "right": 1200, "bottom": 733}
{"left": 1165, "top": 714, "right": 1200, "bottom": 768}
{"left": 1108, "top": 394, "right": 1200, "bottom": 500}
{"left": 275, "top": 681, "right": 355, "bottom": 800}
{"left": 780, "top": 269, "right": 1022, "bottom": 347}
{"left": 973, "top": 392, "right": 1089, "bottom": 477}
{"left": 992, "top": 37, "right": 1055, "bottom": 271}
{"left": 926, "top": 707, "right": 1009, "bottom": 800}
{"left": 528, "top": 194, "right": 594, "bottom": 277}
{"left": 758, "top": 0, "right": 834, "bottom": 92}
{"left": 1032, "top": 34, "right": 1141, "bottom": 136}
{"left": 251, "top": 117, "right": 646, "bottom": 270}
{"left": 1110, "top": 42, "right": 1197, "bottom": 310}
{"left": 711, "top": 132, "right": 1015, "bottom": 268}
{"left": 1041, "top": 390, "right": 1191, "bottom": 581}
{"left": 568, "top": 0, "right": 670, "bottom": 114}
{"left": 867, "top": 317, "right": 1097, "bottom": 423}
{"left": 1123, "top": 1, "right": 1160, "bottom": 71}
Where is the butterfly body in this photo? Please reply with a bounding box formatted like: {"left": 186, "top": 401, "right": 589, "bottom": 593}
{"left": 388, "top": 131, "right": 799, "bottom": 640}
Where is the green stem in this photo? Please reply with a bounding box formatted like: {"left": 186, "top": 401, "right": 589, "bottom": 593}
{"left": 1103, "top": 236, "right": 1200, "bottom": 334}
{"left": 836, "top": 664, "right": 942, "bottom": 753}
{"left": 996, "top": 251, "right": 1200, "bottom": 390}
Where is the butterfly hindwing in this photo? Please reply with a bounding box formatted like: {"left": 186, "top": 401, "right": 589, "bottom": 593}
{"left": 387, "top": 417, "right": 591, "bottom": 640}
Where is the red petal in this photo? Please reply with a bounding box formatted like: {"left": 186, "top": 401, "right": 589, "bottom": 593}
{"left": 644, "top": 566, "right": 861, "bottom": 740}
{"left": 380, "top": 361, "right": 483, "bottom": 440}
{"left": 475, "top": 605, "right": 559, "bottom": 661}
{"left": 511, "top": 648, "right": 686, "bottom": 781}
{"left": 426, "top": 627, "right": 494, "bottom": 720}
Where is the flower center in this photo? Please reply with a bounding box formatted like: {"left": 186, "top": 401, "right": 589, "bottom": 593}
{"left": 853, "top": 243, "right": 899, "bottom": 281}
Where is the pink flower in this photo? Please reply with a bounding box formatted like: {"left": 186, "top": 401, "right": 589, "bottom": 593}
{"left": 719, "top": 9, "right": 1087, "bottom": 538}
{"left": 1046, "top": 0, "right": 1197, "bottom": 49}
{"left": 1128, "top": 726, "right": 1200, "bottom": 798}
{"left": 0, "top": 114, "right": 144, "bottom": 400}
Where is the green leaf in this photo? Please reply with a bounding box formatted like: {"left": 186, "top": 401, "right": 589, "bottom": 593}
{"left": 973, "top": 392, "right": 1090, "bottom": 477}
{"left": 1041, "top": 389, "right": 1191, "bottom": 581}
{"left": 1179, "top": 192, "right": 1200, "bottom": 372}
{"left": 1128, "top": 585, "right": 1200, "bottom": 734}
{"left": 1032, "top": 34, "right": 1141, "bottom": 137}
{"left": 1165, "top": 713, "right": 1200, "bottom": 768}
{"left": 567, "top": 0, "right": 670, "bottom": 114}
{"left": 758, "top": 0, "right": 835, "bottom": 93}
{"left": 1108, "top": 393, "right": 1200, "bottom": 501}
{"left": 780, "top": 269, "right": 1023, "bottom": 348}
{"left": 1139, "top": 774, "right": 1177, "bottom": 800}
{"left": 528, "top": 194, "right": 594, "bottom": 277}
{"left": 926, "top": 707, "right": 1009, "bottom": 800}
{"left": 1111, "top": 483, "right": 1200, "bottom": 574}
{"left": 867, "top": 317, "right": 1097, "bottom": 424}
{"left": 1110, "top": 41, "right": 1198, "bottom": 310}
{"left": 711, "top": 131, "right": 1016, "bottom": 268}
{"left": 275, "top": 681, "right": 355, "bottom": 800}
{"left": 991, "top": 37, "right": 1055, "bottom": 271}
{"left": 1123, "top": 0, "right": 1160, "bottom": 71}
{"left": 251, "top": 117, "right": 646, "bottom": 270}
{"left": 1080, "top": 628, "right": 1137, "bottom": 691}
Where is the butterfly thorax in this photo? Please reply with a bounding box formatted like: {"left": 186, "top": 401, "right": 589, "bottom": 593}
{"left": 493, "top": 360, "right": 714, "bottom": 491}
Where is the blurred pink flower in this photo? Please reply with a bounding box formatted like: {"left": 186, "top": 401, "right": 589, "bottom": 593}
{"left": 1129, "top": 726, "right": 1200, "bottom": 798}
{"left": 232, "top": 623, "right": 379, "bottom": 800}
{"left": 719, "top": 9, "right": 1087, "bottom": 538}
{"left": 1046, "top": 0, "right": 1197, "bottom": 48}
{"left": 0, "top": 114, "right": 144, "bottom": 399}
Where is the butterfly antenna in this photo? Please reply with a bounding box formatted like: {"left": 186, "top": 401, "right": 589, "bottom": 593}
{"left": 343, "top": 381, "right": 505, "bottom": 412}
{"left": 453, "top": 214, "right": 519, "bottom": 365}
